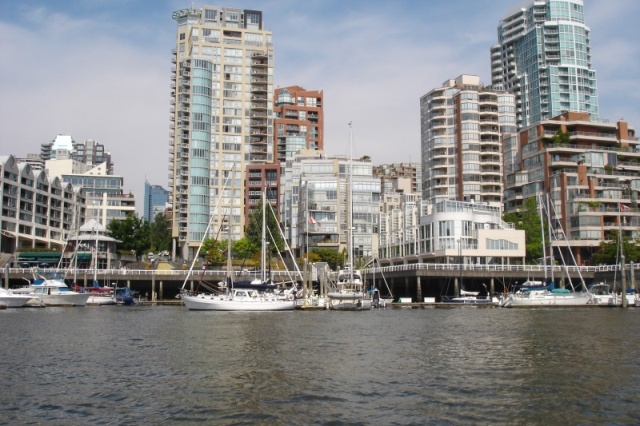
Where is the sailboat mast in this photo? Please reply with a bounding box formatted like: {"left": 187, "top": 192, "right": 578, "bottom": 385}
{"left": 227, "top": 179, "right": 234, "bottom": 289}
{"left": 545, "top": 194, "right": 555, "bottom": 285}
{"left": 538, "top": 193, "right": 547, "bottom": 283}
{"left": 348, "top": 121, "right": 354, "bottom": 284}
{"left": 262, "top": 190, "right": 267, "bottom": 283}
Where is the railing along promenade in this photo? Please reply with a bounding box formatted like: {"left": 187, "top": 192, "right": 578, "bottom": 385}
{"left": 5, "top": 262, "right": 630, "bottom": 283}
{"left": 366, "top": 262, "right": 629, "bottom": 275}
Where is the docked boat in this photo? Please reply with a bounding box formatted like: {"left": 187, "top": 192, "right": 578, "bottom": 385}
{"left": 183, "top": 286, "right": 294, "bottom": 311}
{"left": 76, "top": 283, "right": 116, "bottom": 306}
{"left": 0, "top": 286, "right": 36, "bottom": 308}
{"left": 327, "top": 269, "right": 372, "bottom": 311}
{"left": 501, "top": 286, "right": 590, "bottom": 307}
{"left": 115, "top": 287, "right": 137, "bottom": 305}
{"left": 181, "top": 178, "right": 294, "bottom": 311}
{"left": 327, "top": 123, "right": 372, "bottom": 311}
{"left": 589, "top": 283, "right": 637, "bottom": 306}
{"left": 18, "top": 274, "right": 90, "bottom": 307}
{"left": 501, "top": 195, "right": 590, "bottom": 308}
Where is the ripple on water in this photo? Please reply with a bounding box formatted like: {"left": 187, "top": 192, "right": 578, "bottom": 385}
{"left": 1, "top": 306, "right": 639, "bottom": 424}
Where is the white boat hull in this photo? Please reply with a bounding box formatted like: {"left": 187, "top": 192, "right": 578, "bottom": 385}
{"left": 503, "top": 292, "right": 590, "bottom": 307}
{"left": 86, "top": 295, "right": 116, "bottom": 305}
{"left": 35, "top": 293, "right": 91, "bottom": 307}
{"left": 590, "top": 294, "right": 637, "bottom": 306}
{"left": 327, "top": 292, "right": 372, "bottom": 311}
{"left": 0, "top": 295, "right": 36, "bottom": 308}
{"left": 182, "top": 294, "right": 294, "bottom": 311}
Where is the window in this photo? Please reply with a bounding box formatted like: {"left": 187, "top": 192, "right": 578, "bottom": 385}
{"left": 205, "top": 9, "right": 217, "bottom": 22}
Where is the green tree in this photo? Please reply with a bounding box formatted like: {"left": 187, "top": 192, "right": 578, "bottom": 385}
{"left": 107, "top": 214, "right": 150, "bottom": 257}
{"left": 502, "top": 196, "right": 544, "bottom": 264}
{"left": 592, "top": 230, "right": 640, "bottom": 265}
{"left": 233, "top": 237, "right": 259, "bottom": 266}
{"left": 201, "top": 238, "right": 227, "bottom": 266}
{"left": 149, "top": 213, "right": 172, "bottom": 253}
{"left": 245, "top": 199, "right": 283, "bottom": 254}
{"left": 310, "top": 248, "right": 345, "bottom": 270}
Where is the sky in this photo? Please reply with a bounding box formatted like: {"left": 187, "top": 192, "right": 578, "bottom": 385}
{"left": 1, "top": 0, "right": 638, "bottom": 216}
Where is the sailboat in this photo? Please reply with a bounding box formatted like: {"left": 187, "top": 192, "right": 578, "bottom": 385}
{"left": 327, "top": 122, "right": 372, "bottom": 311}
{"left": 501, "top": 194, "right": 590, "bottom": 307}
{"left": 181, "top": 177, "right": 294, "bottom": 311}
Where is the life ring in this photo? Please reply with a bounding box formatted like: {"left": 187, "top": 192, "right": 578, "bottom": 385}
{"left": 287, "top": 294, "right": 294, "bottom": 301}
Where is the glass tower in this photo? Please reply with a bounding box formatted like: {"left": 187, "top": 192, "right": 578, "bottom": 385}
{"left": 490, "top": 0, "right": 598, "bottom": 128}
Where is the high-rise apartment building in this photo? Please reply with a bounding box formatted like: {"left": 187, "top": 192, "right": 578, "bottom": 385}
{"left": 490, "top": 0, "right": 598, "bottom": 128}
{"left": 504, "top": 111, "right": 638, "bottom": 265}
{"left": 169, "top": 5, "right": 273, "bottom": 259}
{"left": 420, "top": 75, "right": 516, "bottom": 210}
{"left": 274, "top": 86, "right": 323, "bottom": 163}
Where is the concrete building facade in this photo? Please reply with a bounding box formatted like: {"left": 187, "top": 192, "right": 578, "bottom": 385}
{"left": 420, "top": 75, "right": 516, "bottom": 210}
{"left": 0, "top": 155, "right": 86, "bottom": 253}
{"left": 504, "top": 111, "right": 639, "bottom": 265}
{"left": 169, "top": 5, "right": 273, "bottom": 257}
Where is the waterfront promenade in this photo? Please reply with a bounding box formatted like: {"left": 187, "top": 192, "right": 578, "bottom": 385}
{"left": 3, "top": 262, "right": 633, "bottom": 301}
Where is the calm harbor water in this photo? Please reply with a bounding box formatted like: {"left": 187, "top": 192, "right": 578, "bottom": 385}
{"left": 1, "top": 305, "right": 639, "bottom": 425}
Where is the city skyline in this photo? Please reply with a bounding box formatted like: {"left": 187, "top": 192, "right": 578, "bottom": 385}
{"left": 1, "top": 0, "right": 638, "bottom": 214}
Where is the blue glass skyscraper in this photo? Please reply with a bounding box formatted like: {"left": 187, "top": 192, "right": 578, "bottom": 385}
{"left": 490, "top": 0, "right": 598, "bottom": 128}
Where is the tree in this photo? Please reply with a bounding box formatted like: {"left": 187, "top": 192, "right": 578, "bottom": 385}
{"left": 592, "top": 230, "right": 640, "bottom": 265}
{"left": 502, "top": 196, "right": 544, "bottom": 264}
{"left": 245, "top": 199, "right": 284, "bottom": 254}
{"left": 107, "top": 214, "right": 150, "bottom": 257}
{"left": 201, "top": 238, "right": 227, "bottom": 266}
{"left": 149, "top": 213, "right": 172, "bottom": 253}
{"left": 233, "top": 237, "right": 259, "bottom": 267}
{"left": 310, "top": 248, "right": 345, "bottom": 270}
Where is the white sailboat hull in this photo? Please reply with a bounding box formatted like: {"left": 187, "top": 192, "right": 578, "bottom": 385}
{"left": 503, "top": 292, "right": 590, "bottom": 307}
{"left": 182, "top": 293, "right": 294, "bottom": 311}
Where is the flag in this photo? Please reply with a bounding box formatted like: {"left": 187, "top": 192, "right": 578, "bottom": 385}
{"left": 620, "top": 204, "right": 632, "bottom": 212}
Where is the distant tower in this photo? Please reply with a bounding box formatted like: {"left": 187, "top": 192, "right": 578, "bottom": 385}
{"left": 490, "top": 0, "right": 598, "bottom": 127}
{"left": 144, "top": 181, "right": 170, "bottom": 222}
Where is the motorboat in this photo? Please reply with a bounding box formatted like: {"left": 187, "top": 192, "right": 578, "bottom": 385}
{"left": 18, "top": 274, "right": 91, "bottom": 307}
{"left": 327, "top": 269, "right": 372, "bottom": 311}
{"left": 589, "top": 283, "right": 637, "bottom": 306}
{"left": 0, "top": 286, "right": 36, "bottom": 308}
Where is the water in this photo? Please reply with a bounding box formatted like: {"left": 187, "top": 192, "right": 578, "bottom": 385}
{"left": 1, "top": 306, "right": 639, "bottom": 425}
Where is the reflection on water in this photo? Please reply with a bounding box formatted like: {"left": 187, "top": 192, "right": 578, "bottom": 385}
{"left": 1, "top": 307, "right": 639, "bottom": 424}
